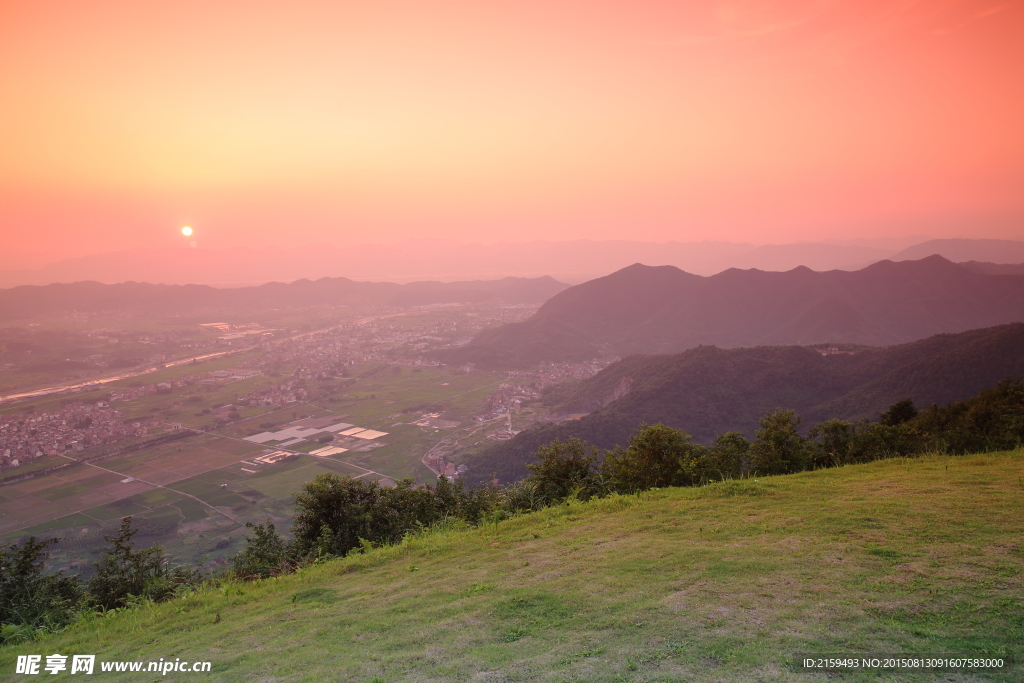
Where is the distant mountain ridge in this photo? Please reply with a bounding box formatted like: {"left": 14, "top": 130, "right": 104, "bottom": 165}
{"left": 0, "top": 276, "right": 570, "bottom": 322}
{"left": 889, "top": 238, "right": 1024, "bottom": 264}
{"left": 10, "top": 236, "right": 1020, "bottom": 288}
{"left": 0, "top": 240, "right": 880, "bottom": 288}
{"left": 463, "top": 323, "right": 1024, "bottom": 484}
{"left": 437, "top": 256, "right": 1024, "bottom": 368}
{"left": 3, "top": 237, "right": 1021, "bottom": 289}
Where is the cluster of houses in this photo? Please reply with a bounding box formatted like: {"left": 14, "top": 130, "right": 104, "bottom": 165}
{"left": 475, "top": 382, "right": 541, "bottom": 421}
{"left": 106, "top": 368, "right": 264, "bottom": 403}
{"left": 0, "top": 403, "right": 149, "bottom": 469}
{"left": 423, "top": 454, "right": 463, "bottom": 480}
{"left": 507, "top": 360, "right": 618, "bottom": 387}
{"left": 107, "top": 377, "right": 191, "bottom": 401}
{"left": 236, "top": 379, "right": 308, "bottom": 407}
{"left": 818, "top": 346, "right": 856, "bottom": 356}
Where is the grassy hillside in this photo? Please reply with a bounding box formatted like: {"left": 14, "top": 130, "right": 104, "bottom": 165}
{"left": 3, "top": 450, "right": 1022, "bottom": 681}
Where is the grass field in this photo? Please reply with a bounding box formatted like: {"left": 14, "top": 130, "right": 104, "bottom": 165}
{"left": 2, "top": 450, "right": 1021, "bottom": 682}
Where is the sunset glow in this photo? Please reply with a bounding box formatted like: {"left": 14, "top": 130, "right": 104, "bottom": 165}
{"left": 1, "top": 0, "right": 1022, "bottom": 261}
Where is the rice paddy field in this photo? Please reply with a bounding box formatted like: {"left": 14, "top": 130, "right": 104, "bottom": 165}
{"left": 216, "top": 363, "right": 508, "bottom": 482}
{"left": 1, "top": 362, "right": 512, "bottom": 571}
{"left": 0, "top": 424, "right": 413, "bottom": 571}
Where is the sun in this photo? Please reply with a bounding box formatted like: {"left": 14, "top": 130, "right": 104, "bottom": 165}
{"left": 181, "top": 226, "right": 193, "bottom": 236}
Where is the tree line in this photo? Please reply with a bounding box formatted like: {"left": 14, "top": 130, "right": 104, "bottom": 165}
{"left": 2, "top": 377, "right": 1022, "bottom": 644}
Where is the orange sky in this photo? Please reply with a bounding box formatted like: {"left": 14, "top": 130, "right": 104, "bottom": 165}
{"left": 1, "top": 0, "right": 1022, "bottom": 262}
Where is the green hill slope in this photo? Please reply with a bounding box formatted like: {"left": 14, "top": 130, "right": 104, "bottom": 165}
{"left": 3, "top": 451, "right": 1022, "bottom": 682}
{"left": 464, "top": 324, "right": 1024, "bottom": 485}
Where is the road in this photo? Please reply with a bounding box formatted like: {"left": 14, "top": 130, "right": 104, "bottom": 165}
{"left": 0, "top": 348, "right": 249, "bottom": 403}
{"left": 0, "top": 308, "right": 429, "bottom": 405}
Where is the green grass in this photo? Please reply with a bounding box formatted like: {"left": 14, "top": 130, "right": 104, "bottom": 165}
{"left": 80, "top": 500, "right": 150, "bottom": 521}
{"left": 33, "top": 472, "right": 122, "bottom": 502}
{"left": 240, "top": 461, "right": 346, "bottom": 501}
{"left": 168, "top": 476, "right": 249, "bottom": 508}
{"left": 12, "top": 512, "right": 100, "bottom": 536}
{"left": 3, "top": 450, "right": 1022, "bottom": 681}
{"left": 169, "top": 497, "right": 209, "bottom": 523}
{"left": 133, "top": 488, "right": 186, "bottom": 507}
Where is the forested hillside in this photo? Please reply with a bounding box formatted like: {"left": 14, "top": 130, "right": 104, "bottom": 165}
{"left": 462, "top": 323, "right": 1024, "bottom": 484}
{"left": 437, "top": 256, "right": 1024, "bottom": 368}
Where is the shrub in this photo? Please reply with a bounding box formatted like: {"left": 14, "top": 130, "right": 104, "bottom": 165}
{"left": 501, "top": 479, "right": 545, "bottom": 512}
{"left": 881, "top": 398, "right": 918, "bottom": 426}
{"left": 289, "top": 473, "right": 497, "bottom": 560}
{"left": 848, "top": 420, "right": 920, "bottom": 462}
{"left": 230, "top": 521, "right": 293, "bottom": 579}
{"left": 526, "top": 437, "right": 605, "bottom": 503}
{"left": 0, "top": 537, "right": 83, "bottom": 639}
{"left": 914, "top": 377, "right": 1024, "bottom": 453}
{"left": 87, "top": 518, "right": 202, "bottom": 610}
{"left": 602, "top": 423, "right": 706, "bottom": 491}
{"left": 749, "top": 409, "right": 813, "bottom": 475}
{"left": 808, "top": 418, "right": 856, "bottom": 467}
{"left": 706, "top": 431, "right": 750, "bottom": 480}
{"left": 291, "top": 475, "right": 386, "bottom": 558}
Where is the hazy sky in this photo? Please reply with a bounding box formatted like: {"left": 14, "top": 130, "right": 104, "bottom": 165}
{"left": 2, "top": 0, "right": 1022, "bottom": 261}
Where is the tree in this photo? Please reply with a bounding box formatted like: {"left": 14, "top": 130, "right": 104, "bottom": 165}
{"left": 808, "top": 418, "right": 855, "bottom": 467}
{"left": 707, "top": 432, "right": 750, "bottom": 480}
{"left": 913, "top": 377, "right": 1024, "bottom": 454}
{"left": 749, "top": 409, "right": 811, "bottom": 475}
{"left": 431, "top": 475, "right": 495, "bottom": 524}
{"left": 602, "top": 423, "right": 706, "bottom": 491}
{"left": 880, "top": 398, "right": 918, "bottom": 426}
{"left": 526, "top": 437, "right": 604, "bottom": 503}
{"left": 0, "top": 537, "right": 82, "bottom": 638}
{"left": 291, "top": 474, "right": 385, "bottom": 558}
{"left": 848, "top": 420, "right": 918, "bottom": 461}
{"left": 290, "top": 473, "right": 497, "bottom": 559}
{"left": 230, "top": 520, "right": 293, "bottom": 579}
{"left": 88, "top": 517, "right": 201, "bottom": 610}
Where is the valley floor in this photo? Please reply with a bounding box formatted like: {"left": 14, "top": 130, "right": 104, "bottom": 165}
{"left": 3, "top": 451, "right": 1023, "bottom": 682}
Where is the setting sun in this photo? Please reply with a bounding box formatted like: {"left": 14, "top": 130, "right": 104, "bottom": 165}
{"left": 181, "top": 226, "right": 193, "bottom": 237}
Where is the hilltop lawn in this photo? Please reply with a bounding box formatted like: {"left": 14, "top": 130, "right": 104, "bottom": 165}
{"left": 2, "top": 451, "right": 1022, "bottom": 682}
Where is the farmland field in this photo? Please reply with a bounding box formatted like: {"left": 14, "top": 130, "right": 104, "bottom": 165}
{"left": 0, "top": 363, "right": 513, "bottom": 571}
{"left": 1, "top": 306, "right": 538, "bottom": 577}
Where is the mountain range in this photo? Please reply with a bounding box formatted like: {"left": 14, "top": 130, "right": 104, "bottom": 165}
{"left": 3, "top": 237, "right": 1023, "bottom": 288}
{"left": 437, "top": 256, "right": 1024, "bottom": 368}
{"left": 462, "top": 323, "right": 1024, "bottom": 485}
{"left": 0, "top": 276, "right": 569, "bottom": 322}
